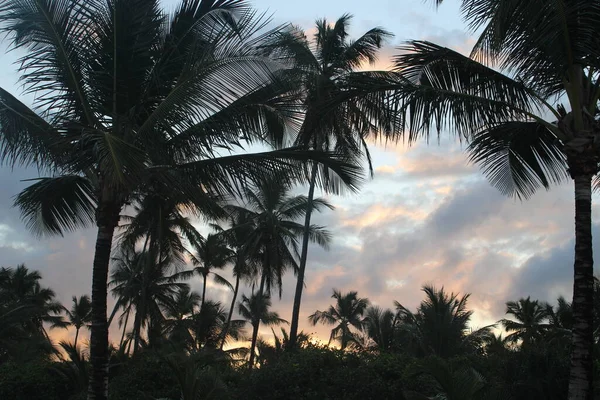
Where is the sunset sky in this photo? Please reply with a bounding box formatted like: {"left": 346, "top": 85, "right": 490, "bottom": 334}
{"left": 0, "top": 0, "right": 597, "bottom": 347}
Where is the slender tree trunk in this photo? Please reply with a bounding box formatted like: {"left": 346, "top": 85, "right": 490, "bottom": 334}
{"left": 74, "top": 327, "right": 80, "bottom": 349}
{"left": 132, "top": 303, "right": 142, "bottom": 356}
{"left": 201, "top": 273, "right": 207, "bottom": 310}
{"left": 289, "top": 164, "right": 318, "bottom": 349}
{"left": 220, "top": 274, "right": 240, "bottom": 350}
{"left": 119, "top": 308, "right": 130, "bottom": 349}
{"left": 249, "top": 274, "right": 267, "bottom": 369}
{"left": 568, "top": 173, "right": 594, "bottom": 400}
{"left": 88, "top": 202, "right": 119, "bottom": 400}
{"left": 107, "top": 300, "right": 120, "bottom": 328}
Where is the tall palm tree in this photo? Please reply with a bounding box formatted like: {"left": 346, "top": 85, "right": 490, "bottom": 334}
{"left": 392, "top": 2, "right": 600, "bottom": 397}
{"left": 0, "top": 1, "right": 361, "bottom": 397}
{"left": 65, "top": 295, "right": 92, "bottom": 348}
{"left": 238, "top": 293, "right": 287, "bottom": 369}
{"left": 395, "top": 285, "right": 492, "bottom": 358}
{"left": 190, "top": 233, "right": 234, "bottom": 309}
{"left": 216, "top": 214, "right": 261, "bottom": 350}
{"left": 229, "top": 178, "right": 333, "bottom": 299}
{"left": 501, "top": 297, "right": 549, "bottom": 348}
{"left": 308, "top": 289, "right": 369, "bottom": 350}
{"left": 265, "top": 15, "right": 399, "bottom": 349}
{"left": 110, "top": 248, "right": 187, "bottom": 354}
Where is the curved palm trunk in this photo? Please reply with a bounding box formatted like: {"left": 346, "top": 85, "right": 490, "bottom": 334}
{"left": 248, "top": 321, "right": 260, "bottom": 369}
{"left": 88, "top": 203, "right": 119, "bottom": 400}
{"left": 568, "top": 173, "right": 594, "bottom": 400}
{"left": 74, "top": 327, "right": 80, "bottom": 348}
{"left": 119, "top": 308, "right": 130, "bottom": 349}
{"left": 249, "top": 274, "right": 267, "bottom": 369}
{"left": 289, "top": 164, "right": 318, "bottom": 349}
{"left": 132, "top": 302, "right": 143, "bottom": 356}
{"left": 220, "top": 274, "right": 240, "bottom": 350}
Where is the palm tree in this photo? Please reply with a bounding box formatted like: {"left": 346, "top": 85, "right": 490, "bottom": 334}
{"left": 162, "top": 286, "right": 201, "bottom": 350}
{"left": 215, "top": 214, "right": 261, "bottom": 350}
{"left": 238, "top": 293, "right": 287, "bottom": 369}
{"left": 190, "top": 233, "right": 234, "bottom": 309}
{"left": 501, "top": 297, "right": 549, "bottom": 348}
{"left": 256, "top": 328, "right": 311, "bottom": 366}
{"left": 110, "top": 248, "right": 187, "bottom": 354}
{"left": 0, "top": 265, "right": 66, "bottom": 337}
{"left": 65, "top": 295, "right": 92, "bottom": 348}
{"left": 229, "top": 178, "right": 333, "bottom": 299}
{"left": 395, "top": 285, "right": 493, "bottom": 358}
{"left": 190, "top": 299, "right": 245, "bottom": 351}
{"left": 393, "top": 2, "right": 600, "bottom": 397}
{"left": 0, "top": 1, "right": 361, "bottom": 397}
{"left": 363, "top": 306, "right": 401, "bottom": 352}
{"left": 308, "top": 289, "right": 369, "bottom": 350}
{"left": 265, "top": 15, "right": 399, "bottom": 349}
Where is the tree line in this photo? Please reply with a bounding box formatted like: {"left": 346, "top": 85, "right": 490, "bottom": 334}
{"left": 0, "top": 0, "right": 599, "bottom": 399}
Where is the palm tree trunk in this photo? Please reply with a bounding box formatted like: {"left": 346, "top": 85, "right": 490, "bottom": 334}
{"left": 74, "top": 327, "right": 80, "bottom": 348}
{"left": 568, "top": 173, "right": 594, "bottom": 400}
{"left": 289, "top": 164, "right": 318, "bottom": 350}
{"left": 132, "top": 304, "right": 142, "bottom": 356}
{"left": 107, "top": 300, "right": 120, "bottom": 328}
{"left": 201, "top": 274, "right": 207, "bottom": 310}
{"left": 88, "top": 201, "right": 119, "bottom": 400}
{"left": 248, "top": 321, "right": 260, "bottom": 369}
{"left": 119, "top": 308, "right": 130, "bottom": 349}
{"left": 220, "top": 274, "right": 240, "bottom": 350}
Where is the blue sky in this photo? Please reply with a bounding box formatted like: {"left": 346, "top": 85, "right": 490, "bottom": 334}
{"left": 0, "top": 0, "right": 595, "bottom": 346}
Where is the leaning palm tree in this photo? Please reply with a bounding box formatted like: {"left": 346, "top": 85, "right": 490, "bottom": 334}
{"left": 264, "top": 15, "right": 399, "bottom": 349}
{"left": 308, "top": 289, "right": 370, "bottom": 350}
{"left": 65, "top": 295, "right": 92, "bottom": 348}
{"left": 238, "top": 293, "right": 287, "bottom": 369}
{"left": 0, "top": 1, "right": 361, "bottom": 397}
{"left": 501, "top": 297, "right": 549, "bottom": 348}
{"left": 190, "top": 233, "right": 234, "bottom": 309}
{"left": 393, "top": 1, "right": 600, "bottom": 397}
{"left": 395, "top": 285, "right": 493, "bottom": 358}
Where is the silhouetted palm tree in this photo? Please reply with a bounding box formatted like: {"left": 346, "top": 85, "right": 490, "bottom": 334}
{"left": 394, "top": 1, "right": 600, "bottom": 396}
{"left": 501, "top": 297, "right": 549, "bottom": 348}
{"left": 190, "top": 299, "right": 246, "bottom": 352}
{"left": 238, "top": 293, "right": 287, "bottom": 369}
{"left": 395, "top": 285, "right": 493, "bottom": 358}
{"left": 309, "top": 289, "right": 369, "bottom": 350}
{"left": 190, "top": 233, "right": 234, "bottom": 309}
{"left": 0, "top": 1, "right": 360, "bottom": 396}
{"left": 65, "top": 295, "right": 92, "bottom": 348}
{"left": 266, "top": 14, "right": 398, "bottom": 349}
{"left": 110, "top": 248, "right": 187, "bottom": 354}
{"left": 363, "top": 306, "right": 401, "bottom": 352}
{"left": 162, "top": 286, "right": 201, "bottom": 349}
{"left": 229, "top": 178, "right": 333, "bottom": 298}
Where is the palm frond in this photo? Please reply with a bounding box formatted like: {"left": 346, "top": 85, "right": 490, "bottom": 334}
{"left": 467, "top": 121, "right": 568, "bottom": 199}
{"left": 14, "top": 175, "right": 97, "bottom": 236}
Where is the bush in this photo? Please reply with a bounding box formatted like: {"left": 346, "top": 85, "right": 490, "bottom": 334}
{"left": 233, "top": 346, "right": 408, "bottom": 400}
{"left": 109, "top": 353, "right": 179, "bottom": 400}
{"left": 0, "top": 360, "right": 72, "bottom": 400}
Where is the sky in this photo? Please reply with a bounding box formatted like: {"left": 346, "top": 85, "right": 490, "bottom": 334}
{"left": 0, "top": 0, "right": 598, "bottom": 348}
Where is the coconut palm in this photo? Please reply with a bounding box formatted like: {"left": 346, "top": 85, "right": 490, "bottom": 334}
{"left": 65, "top": 295, "right": 92, "bottom": 348}
{"left": 501, "top": 297, "right": 550, "bottom": 348}
{"left": 238, "top": 293, "right": 287, "bottom": 369}
{"left": 393, "top": 2, "right": 600, "bottom": 397}
{"left": 215, "top": 214, "right": 261, "bottom": 350}
{"left": 229, "top": 178, "right": 333, "bottom": 299}
{"left": 264, "top": 15, "right": 399, "bottom": 349}
{"left": 162, "top": 286, "right": 201, "bottom": 349}
{"left": 395, "top": 285, "right": 493, "bottom": 358}
{"left": 0, "top": 1, "right": 361, "bottom": 397}
{"left": 190, "top": 299, "right": 245, "bottom": 352}
{"left": 256, "top": 328, "right": 311, "bottom": 366}
{"left": 190, "top": 233, "right": 234, "bottom": 309}
{"left": 308, "top": 289, "right": 370, "bottom": 350}
{"left": 109, "top": 248, "right": 188, "bottom": 354}
{"left": 363, "top": 306, "right": 401, "bottom": 352}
